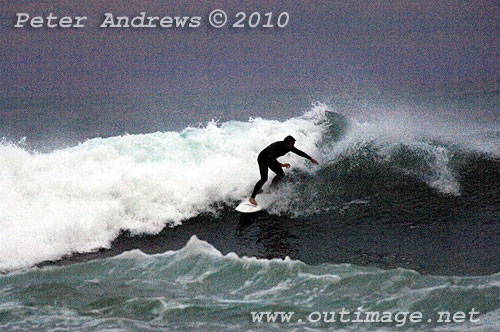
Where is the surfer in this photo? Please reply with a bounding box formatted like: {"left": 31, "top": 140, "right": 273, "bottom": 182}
{"left": 249, "top": 135, "right": 318, "bottom": 205}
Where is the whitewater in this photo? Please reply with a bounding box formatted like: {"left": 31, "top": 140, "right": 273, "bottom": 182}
{"left": 0, "top": 107, "right": 326, "bottom": 271}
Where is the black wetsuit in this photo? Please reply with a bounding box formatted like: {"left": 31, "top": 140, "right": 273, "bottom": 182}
{"left": 251, "top": 141, "right": 312, "bottom": 198}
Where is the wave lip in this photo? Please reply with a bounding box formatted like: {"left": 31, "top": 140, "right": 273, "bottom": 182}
{"left": 323, "top": 106, "right": 500, "bottom": 195}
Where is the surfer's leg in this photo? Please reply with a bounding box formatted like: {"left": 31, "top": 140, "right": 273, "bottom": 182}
{"left": 251, "top": 160, "right": 269, "bottom": 198}
{"left": 269, "top": 160, "right": 284, "bottom": 185}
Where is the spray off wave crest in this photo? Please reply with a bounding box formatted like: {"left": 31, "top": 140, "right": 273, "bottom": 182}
{"left": 0, "top": 108, "right": 326, "bottom": 271}
{"left": 324, "top": 105, "right": 499, "bottom": 194}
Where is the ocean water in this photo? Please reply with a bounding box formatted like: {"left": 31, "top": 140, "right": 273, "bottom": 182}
{"left": 1, "top": 236, "right": 500, "bottom": 332}
{"left": 0, "top": 85, "right": 499, "bottom": 331}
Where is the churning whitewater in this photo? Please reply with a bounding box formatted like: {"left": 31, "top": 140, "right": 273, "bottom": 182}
{"left": 0, "top": 106, "right": 325, "bottom": 271}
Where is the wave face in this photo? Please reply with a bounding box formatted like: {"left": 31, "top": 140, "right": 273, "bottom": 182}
{"left": 1, "top": 102, "right": 500, "bottom": 270}
{"left": 279, "top": 107, "right": 500, "bottom": 218}
{"left": 0, "top": 236, "right": 499, "bottom": 331}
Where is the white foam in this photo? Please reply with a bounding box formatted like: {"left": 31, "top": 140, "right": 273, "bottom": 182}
{"left": 118, "top": 235, "right": 306, "bottom": 267}
{"left": 0, "top": 109, "right": 327, "bottom": 271}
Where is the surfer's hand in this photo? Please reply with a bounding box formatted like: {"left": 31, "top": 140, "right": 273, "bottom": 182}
{"left": 310, "top": 158, "right": 319, "bottom": 165}
{"left": 281, "top": 163, "right": 291, "bottom": 169}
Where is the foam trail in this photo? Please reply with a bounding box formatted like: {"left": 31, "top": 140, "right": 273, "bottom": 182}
{"left": 0, "top": 108, "right": 327, "bottom": 271}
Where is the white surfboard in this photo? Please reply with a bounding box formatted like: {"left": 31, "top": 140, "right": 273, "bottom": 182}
{"left": 235, "top": 194, "right": 277, "bottom": 213}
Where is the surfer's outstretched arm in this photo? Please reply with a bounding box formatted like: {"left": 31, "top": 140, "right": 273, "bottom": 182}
{"left": 290, "top": 147, "right": 318, "bottom": 164}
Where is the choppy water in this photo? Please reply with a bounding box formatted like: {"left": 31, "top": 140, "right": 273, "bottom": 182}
{"left": 1, "top": 236, "right": 500, "bottom": 332}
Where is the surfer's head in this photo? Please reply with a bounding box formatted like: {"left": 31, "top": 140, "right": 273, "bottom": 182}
{"left": 284, "top": 135, "right": 296, "bottom": 148}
